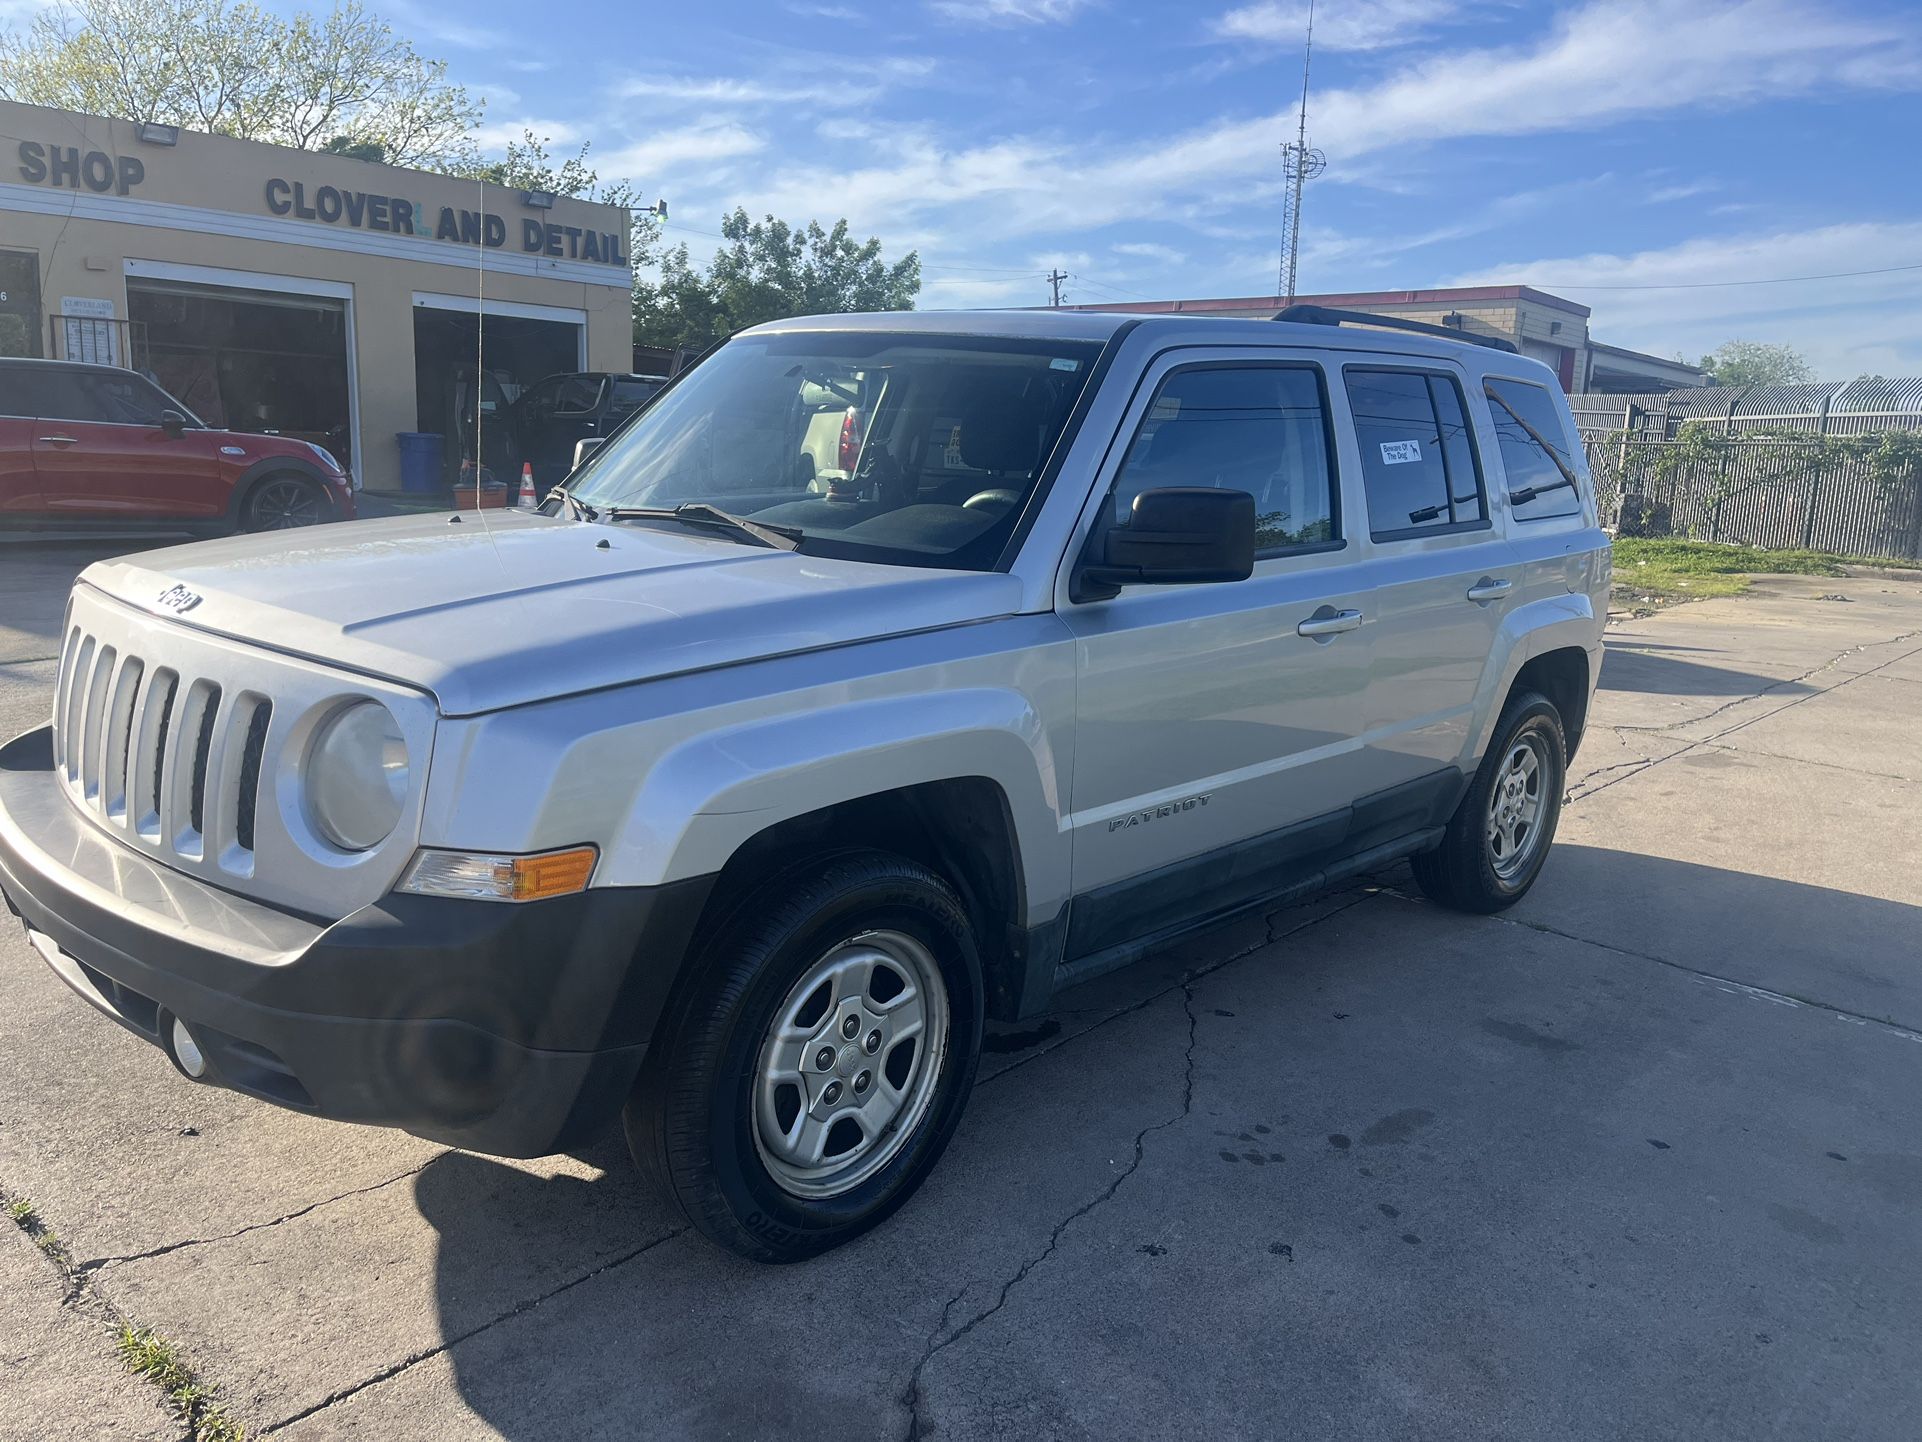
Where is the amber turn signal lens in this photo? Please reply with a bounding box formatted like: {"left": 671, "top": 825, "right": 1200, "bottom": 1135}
{"left": 509, "top": 846, "right": 598, "bottom": 900}
{"left": 398, "top": 845, "right": 598, "bottom": 903}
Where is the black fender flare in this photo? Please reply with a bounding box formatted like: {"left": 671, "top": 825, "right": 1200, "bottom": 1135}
{"left": 222, "top": 455, "right": 343, "bottom": 530}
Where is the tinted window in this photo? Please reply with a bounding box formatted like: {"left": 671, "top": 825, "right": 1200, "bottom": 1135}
{"left": 554, "top": 376, "right": 602, "bottom": 412}
{"left": 1345, "top": 369, "right": 1484, "bottom": 538}
{"left": 81, "top": 371, "right": 172, "bottom": 425}
{"left": 21, "top": 368, "right": 99, "bottom": 423}
{"left": 610, "top": 378, "right": 661, "bottom": 411}
{"left": 1486, "top": 377, "right": 1582, "bottom": 520}
{"left": 1111, "top": 365, "right": 1337, "bottom": 552}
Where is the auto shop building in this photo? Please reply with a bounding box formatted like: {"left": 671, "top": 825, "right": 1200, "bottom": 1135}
{"left": 0, "top": 99, "right": 633, "bottom": 491}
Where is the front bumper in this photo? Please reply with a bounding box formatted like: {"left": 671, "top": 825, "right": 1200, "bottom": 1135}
{"left": 0, "top": 726, "right": 712, "bottom": 1157}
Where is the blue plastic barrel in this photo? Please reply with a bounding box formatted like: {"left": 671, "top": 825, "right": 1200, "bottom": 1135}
{"left": 395, "top": 431, "right": 445, "bottom": 492}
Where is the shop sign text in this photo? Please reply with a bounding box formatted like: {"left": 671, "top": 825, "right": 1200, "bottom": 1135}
{"left": 264, "top": 179, "right": 627, "bottom": 266}
{"left": 17, "top": 142, "right": 145, "bottom": 196}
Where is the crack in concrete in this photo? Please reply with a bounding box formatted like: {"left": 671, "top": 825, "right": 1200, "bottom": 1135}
{"left": 1694, "top": 738, "right": 1916, "bottom": 785}
{"left": 1489, "top": 911, "right": 1922, "bottom": 1043}
{"left": 1566, "top": 635, "right": 1922, "bottom": 807}
{"left": 980, "top": 888, "right": 1377, "bottom": 1090}
{"left": 257, "top": 1224, "right": 689, "bottom": 1434}
{"left": 76, "top": 1155, "right": 446, "bottom": 1275}
{"left": 899, "top": 983, "right": 1200, "bottom": 1441}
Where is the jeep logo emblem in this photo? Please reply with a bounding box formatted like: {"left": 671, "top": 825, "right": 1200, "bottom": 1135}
{"left": 154, "top": 584, "right": 203, "bottom": 615}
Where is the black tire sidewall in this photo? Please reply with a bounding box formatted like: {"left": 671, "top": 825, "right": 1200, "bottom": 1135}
{"left": 1468, "top": 699, "right": 1566, "bottom": 901}
{"left": 241, "top": 473, "right": 326, "bottom": 532}
{"left": 662, "top": 858, "right": 984, "bottom": 1259}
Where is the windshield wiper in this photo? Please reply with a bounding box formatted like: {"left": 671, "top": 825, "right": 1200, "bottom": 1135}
{"left": 548, "top": 485, "right": 598, "bottom": 522}
{"left": 607, "top": 502, "right": 802, "bottom": 551}
{"left": 1508, "top": 475, "right": 1578, "bottom": 507}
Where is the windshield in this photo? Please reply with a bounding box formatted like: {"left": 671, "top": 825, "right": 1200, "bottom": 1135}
{"left": 565, "top": 331, "right": 1102, "bottom": 569}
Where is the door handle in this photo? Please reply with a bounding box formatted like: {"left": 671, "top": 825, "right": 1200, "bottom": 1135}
{"left": 1296, "top": 607, "right": 1363, "bottom": 638}
{"left": 1466, "top": 578, "right": 1513, "bottom": 603}
{"left": 37, "top": 435, "right": 78, "bottom": 445}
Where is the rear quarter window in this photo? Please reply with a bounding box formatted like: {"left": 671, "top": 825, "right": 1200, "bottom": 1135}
{"left": 1485, "top": 377, "right": 1584, "bottom": 521}
{"left": 1344, "top": 368, "right": 1486, "bottom": 540}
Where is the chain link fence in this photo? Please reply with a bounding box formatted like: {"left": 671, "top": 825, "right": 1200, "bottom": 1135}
{"left": 1571, "top": 380, "right": 1922, "bottom": 561}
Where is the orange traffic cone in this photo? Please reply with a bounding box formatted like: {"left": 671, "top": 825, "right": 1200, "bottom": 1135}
{"left": 517, "top": 463, "right": 536, "bottom": 509}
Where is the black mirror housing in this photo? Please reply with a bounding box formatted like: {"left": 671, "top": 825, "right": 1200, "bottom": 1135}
{"left": 1074, "top": 486, "right": 1256, "bottom": 601}
{"left": 159, "top": 408, "right": 187, "bottom": 437}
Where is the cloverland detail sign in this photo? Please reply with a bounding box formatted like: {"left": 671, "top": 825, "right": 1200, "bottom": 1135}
{"left": 264, "top": 179, "right": 628, "bottom": 266}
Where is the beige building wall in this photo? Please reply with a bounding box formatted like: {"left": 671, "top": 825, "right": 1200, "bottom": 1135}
{"left": 1, "top": 100, "right": 632, "bottom": 490}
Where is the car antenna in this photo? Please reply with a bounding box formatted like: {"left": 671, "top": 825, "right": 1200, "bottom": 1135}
{"left": 467, "top": 169, "right": 509, "bottom": 578}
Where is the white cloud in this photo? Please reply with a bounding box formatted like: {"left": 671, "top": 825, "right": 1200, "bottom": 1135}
{"left": 928, "top": 0, "right": 1092, "bottom": 24}
{"left": 729, "top": 1, "right": 1915, "bottom": 251}
{"left": 613, "top": 56, "right": 931, "bottom": 111}
{"left": 384, "top": 0, "right": 511, "bottom": 50}
{"left": 1647, "top": 180, "right": 1722, "bottom": 204}
{"left": 600, "top": 124, "right": 768, "bottom": 179}
{"left": 468, "top": 118, "right": 580, "bottom": 153}
{"left": 1113, "top": 241, "right": 1189, "bottom": 265}
{"left": 1213, "top": 0, "right": 1460, "bottom": 50}
{"left": 1447, "top": 219, "right": 1922, "bottom": 378}
{"left": 784, "top": 1, "right": 865, "bottom": 16}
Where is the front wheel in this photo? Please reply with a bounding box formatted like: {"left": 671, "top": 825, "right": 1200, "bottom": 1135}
{"left": 625, "top": 851, "right": 984, "bottom": 1262}
{"left": 1410, "top": 690, "right": 1567, "bottom": 913}
{"left": 240, "top": 473, "right": 330, "bottom": 531}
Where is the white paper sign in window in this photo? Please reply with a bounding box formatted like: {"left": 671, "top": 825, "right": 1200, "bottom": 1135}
{"left": 1379, "top": 439, "right": 1422, "bottom": 465}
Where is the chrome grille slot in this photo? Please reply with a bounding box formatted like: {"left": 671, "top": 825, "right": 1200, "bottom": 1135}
{"left": 61, "top": 633, "right": 94, "bottom": 785}
{"left": 134, "top": 669, "right": 179, "bottom": 840}
{"left": 53, "top": 625, "right": 82, "bottom": 773}
{"left": 168, "top": 680, "right": 221, "bottom": 859}
{"left": 80, "top": 643, "right": 117, "bottom": 803}
{"left": 233, "top": 698, "right": 272, "bottom": 856}
{"left": 102, "top": 657, "right": 144, "bottom": 823}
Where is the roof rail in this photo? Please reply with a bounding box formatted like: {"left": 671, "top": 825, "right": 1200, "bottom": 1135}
{"left": 1271, "top": 303, "right": 1519, "bottom": 355}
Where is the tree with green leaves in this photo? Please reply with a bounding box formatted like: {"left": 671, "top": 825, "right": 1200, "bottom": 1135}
{"left": 1697, "top": 340, "right": 1815, "bottom": 388}
{"left": 456, "top": 130, "right": 660, "bottom": 268}
{"left": 0, "top": 0, "right": 479, "bottom": 169}
{"left": 634, "top": 208, "right": 921, "bottom": 351}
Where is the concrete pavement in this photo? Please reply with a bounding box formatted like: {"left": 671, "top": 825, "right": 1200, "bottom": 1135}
{"left": 0, "top": 544, "right": 1917, "bottom": 1440}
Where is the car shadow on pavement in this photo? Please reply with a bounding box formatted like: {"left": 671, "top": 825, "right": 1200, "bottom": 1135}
{"left": 1597, "top": 645, "right": 1814, "bottom": 698}
{"left": 405, "top": 845, "right": 1922, "bottom": 1439}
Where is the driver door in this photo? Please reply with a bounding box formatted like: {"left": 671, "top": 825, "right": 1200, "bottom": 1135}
{"left": 1059, "top": 348, "right": 1375, "bottom": 960}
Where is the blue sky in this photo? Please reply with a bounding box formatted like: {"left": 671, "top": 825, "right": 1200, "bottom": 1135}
{"left": 93, "top": 0, "right": 1922, "bottom": 373}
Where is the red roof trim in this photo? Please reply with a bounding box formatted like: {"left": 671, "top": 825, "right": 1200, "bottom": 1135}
{"left": 1061, "top": 285, "right": 1591, "bottom": 319}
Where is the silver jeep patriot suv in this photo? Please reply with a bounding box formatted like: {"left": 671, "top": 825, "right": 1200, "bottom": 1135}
{"left": 0, "top": 306, "right": 1607, "bottom": 1261}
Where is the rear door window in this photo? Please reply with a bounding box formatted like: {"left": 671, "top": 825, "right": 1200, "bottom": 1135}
{"left": 1344, "top": 368, "right": 1485, "bottom": 540}
{"left": 1110, "top": 363, "right": 1338, "bottom": 554}
{"left": 1485, "top": 377, "right": 1583, "bottom": 520}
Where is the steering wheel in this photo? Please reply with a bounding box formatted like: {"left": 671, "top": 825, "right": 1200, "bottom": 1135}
{"left": 963, "top": 488, "right": 1022, "bottom": 511}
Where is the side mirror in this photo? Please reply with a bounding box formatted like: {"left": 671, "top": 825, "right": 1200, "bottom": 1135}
{"left": 159, "top": 408, "right": 187, "bottom": 438}
{"left": 1073, "top": 486, "right": 1256, "bottom": 601}
{"left": 570, "top": 436, "right": 605, "bottom": 471}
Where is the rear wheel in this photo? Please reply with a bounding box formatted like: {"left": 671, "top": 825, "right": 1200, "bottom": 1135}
{"left": 240, "top": 473, "right": 330, "bottom": 531}
{"left": 1411, "top": 690, "right": 1566, "bottom": 913}
{"left": 625, "top": 851, "right": 984, "bottom": 1262}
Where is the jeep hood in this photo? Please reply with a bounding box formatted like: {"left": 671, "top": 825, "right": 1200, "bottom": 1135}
{"left": 81, "top": 512, "right": 1025, "bottom": 715}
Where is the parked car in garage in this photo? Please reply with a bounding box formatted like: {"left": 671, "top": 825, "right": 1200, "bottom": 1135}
{"left": 0, "top": 357, "right": 355, "bottom": 533}
{"left": 507, "top": 371, "right": 665, "bottom": 498}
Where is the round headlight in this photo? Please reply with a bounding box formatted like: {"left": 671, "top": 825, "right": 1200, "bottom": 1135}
{"left": 306, "top": 701, "right": 409, "bottom": 851}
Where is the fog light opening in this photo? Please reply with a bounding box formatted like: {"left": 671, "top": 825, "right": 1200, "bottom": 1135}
{"left": 167, "top": 1014, "right": 209, "bottom": 1080}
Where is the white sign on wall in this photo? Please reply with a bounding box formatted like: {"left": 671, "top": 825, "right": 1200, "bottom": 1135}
{"left": 59, "top": 295, "right": 117, "bottom": 366}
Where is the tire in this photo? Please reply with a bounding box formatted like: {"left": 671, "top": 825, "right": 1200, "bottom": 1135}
{"left": 625, "top": 850, "right": 985, "bottom": 1263}
{"left": 240, "top": 473, "right": 330, "bottom": 531}
{"left": 1410, "top": 690, "right": 1567, "bottom": 914}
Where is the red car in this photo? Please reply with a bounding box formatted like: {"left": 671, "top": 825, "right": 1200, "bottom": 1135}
{"left": 0, "top": 357, "right": 356, "bottom": 533}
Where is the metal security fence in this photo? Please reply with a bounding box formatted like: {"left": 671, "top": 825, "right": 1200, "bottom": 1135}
{"left": 1570, "top": 381, "right": 1922, "bottom": 561}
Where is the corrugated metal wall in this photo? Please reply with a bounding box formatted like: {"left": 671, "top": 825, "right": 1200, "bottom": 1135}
{"left": 1570, "top": 382, "right": 1922, "bottom": 560}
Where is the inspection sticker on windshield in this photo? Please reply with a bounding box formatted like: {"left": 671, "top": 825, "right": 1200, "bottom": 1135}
{"left": 1049, "top": 357, "right": 1081, "bottom": 371}
{"left": 1380, "top": 439, "right": 1423, "bottom": 465}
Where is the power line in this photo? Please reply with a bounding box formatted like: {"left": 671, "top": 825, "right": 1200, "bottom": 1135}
{"left": 1513, "top": 261, "right": 1922, "bottom": 292}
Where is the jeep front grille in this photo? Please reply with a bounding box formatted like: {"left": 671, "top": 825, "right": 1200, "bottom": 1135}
{"left": 49, "top": 584, "right": 436, "bottom": 920}
{"left": 55, "top": 626, "right": 270, "bottom": 872}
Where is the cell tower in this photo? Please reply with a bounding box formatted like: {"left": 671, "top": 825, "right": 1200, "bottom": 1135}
{"left": 1277, "top": 0, "right": 1325, "bottom": 304}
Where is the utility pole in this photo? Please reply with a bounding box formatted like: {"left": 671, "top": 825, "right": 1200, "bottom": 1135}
{"left": 1046, "top": 269, "right": 1068, "bottom": 307}
{"left": 1277, "top": 0, "right": 1325, "bottom": 304}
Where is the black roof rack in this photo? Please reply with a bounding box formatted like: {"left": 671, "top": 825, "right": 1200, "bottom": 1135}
{"left": 1271, "top": 303, "right": 1519, "bottom": 355}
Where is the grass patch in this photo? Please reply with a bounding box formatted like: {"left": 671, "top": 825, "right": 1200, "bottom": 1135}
{"left": 1608, "top": 538, "right": 1911, "bottom": 606}
{"left": 5, "top": 1194, "right": 75, "bottom": 1273}
{"left": 118, "top": 1327, "right": 246, "bottom": 1442}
